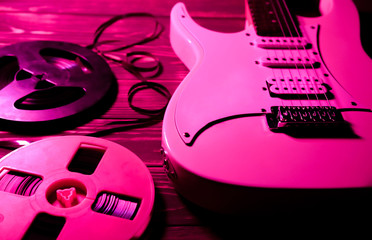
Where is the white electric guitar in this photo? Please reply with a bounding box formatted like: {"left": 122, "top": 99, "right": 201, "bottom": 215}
{"left": 162, "top": 0, "right": 372, "bottom": 213}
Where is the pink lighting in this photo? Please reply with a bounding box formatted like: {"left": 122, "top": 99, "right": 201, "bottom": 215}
{"left": 1, "top": 0, "right": 372, "bottom": 238}
{"left": 162, "top": 0, "right": 372, "bottom": 214}
{"left": 56, "top": 187, "right": 78, "bottom": 208}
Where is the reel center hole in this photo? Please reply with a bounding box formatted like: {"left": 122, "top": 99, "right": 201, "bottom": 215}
{"left": 46, "top": 179, "right": 87, "bottom": 208}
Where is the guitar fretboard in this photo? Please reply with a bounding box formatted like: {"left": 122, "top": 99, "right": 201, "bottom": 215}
{"left": 248, "top": 0, "right": 302, "bottom": 37}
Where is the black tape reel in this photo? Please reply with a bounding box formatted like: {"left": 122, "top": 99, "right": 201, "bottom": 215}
{"left": 0, "top": 41, "right": 115, "bottom": 127}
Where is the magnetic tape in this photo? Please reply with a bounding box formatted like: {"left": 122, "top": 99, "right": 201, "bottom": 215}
{"left": 0, "top": 40, "right": 116, "bottom": 133}
{"left": 0, "top": 136, "right": 154, "bottom": 239}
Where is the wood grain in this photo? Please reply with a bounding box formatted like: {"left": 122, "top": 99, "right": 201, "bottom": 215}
{"left": 0, "top": 0, "right": 371, "bottom": 239}
{"left": 0, "top": 0, "right": 246, "bottom": 239}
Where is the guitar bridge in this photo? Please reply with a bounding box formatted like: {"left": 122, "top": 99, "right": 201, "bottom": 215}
{"left": 266, "top": 106, "right": 345, "bottom": 130}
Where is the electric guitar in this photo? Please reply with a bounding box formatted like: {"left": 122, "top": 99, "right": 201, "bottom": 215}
{"left": 162, "top": 0, "right": 372, "bottom": 213}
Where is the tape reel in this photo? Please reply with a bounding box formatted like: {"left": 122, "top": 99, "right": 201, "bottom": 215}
{"left": 0, "top": 136, "right": 154, "bottom": 239}
{"left": 0, "top": 41, "right": 115, "bottom": 131}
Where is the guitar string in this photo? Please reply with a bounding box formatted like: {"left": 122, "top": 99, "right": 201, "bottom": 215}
{"left": 274, "top": 0, "right": 321, "bottom": 106}
{"left": 280, "top": 0, "right": 325, "bottom": 105}
{"left": 270, "top": 0, "right": 311, "bottom": 107}
{"left": 263, "top": 0, "right": 296, "bottom": 108}
{"left": 254, "top": 2, "right": 286, "bottom": 108}
{"left": 279, "top": 0, "right": 332, "bottom": 107}
{"left": 246, "top": 0, "right": 286, "bottom": 108}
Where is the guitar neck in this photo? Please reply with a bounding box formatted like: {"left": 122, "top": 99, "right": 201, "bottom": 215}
{"left": 247, "top": 0, "right": 302, "bottom": 37}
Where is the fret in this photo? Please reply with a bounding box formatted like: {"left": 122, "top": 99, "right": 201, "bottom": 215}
{"left": 247, "top": 0, "right": 302, "bottom": 37}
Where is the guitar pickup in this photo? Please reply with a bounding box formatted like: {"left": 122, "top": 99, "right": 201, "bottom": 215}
{"left": 257, "top": 37, "right": 312, "bottom": 50}
{"left": 266, "top": 78, "right": 331, "bottom": 100}
{"left": 261, "top": 57, "right": 321, "bottom": 69}
{"left": 266, "top": 106, "right": 345, "bottom": 130}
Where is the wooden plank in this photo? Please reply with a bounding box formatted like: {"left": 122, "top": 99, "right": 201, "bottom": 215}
{"left": 143, "top": 226, "right": 219, "bottom": 240}
{"left": 0, "top": 0, "right": 246, "bottom": 18}
{"left": 0, "top": 2, "right": 243, "bottom": 238}
{"left": 0, "top": 125, "right": 165, "bottom": 165}
{"left": 0, "top": 0, "right": 371, "bottom": 239}
{"left": 150, "top": 167, "right": 202, "bottom": 225}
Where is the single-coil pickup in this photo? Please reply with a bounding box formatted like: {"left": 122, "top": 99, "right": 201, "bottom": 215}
{"left": 260, "top": 57, "right": 320, "bottom": 69}
{"left": 266, "top": 78, "right": 330, "bottom": 99}
{"left": 257, "top": 37, "right": 312, "bottom": 49}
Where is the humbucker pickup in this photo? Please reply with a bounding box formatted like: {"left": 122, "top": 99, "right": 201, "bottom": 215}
{"left": 266, "top": 106, "right": 345, "bottom": 130}
{"left": 266, "top": 78, "right": 331, "bottom": 99}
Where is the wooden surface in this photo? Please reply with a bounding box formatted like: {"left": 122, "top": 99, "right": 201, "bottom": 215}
{"left": 0, "top": 0, "right": 372, "bottom": 239}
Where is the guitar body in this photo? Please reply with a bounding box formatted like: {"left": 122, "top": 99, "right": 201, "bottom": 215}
{"left": 162, "top": 0, "right": 372, "bottom": 213}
